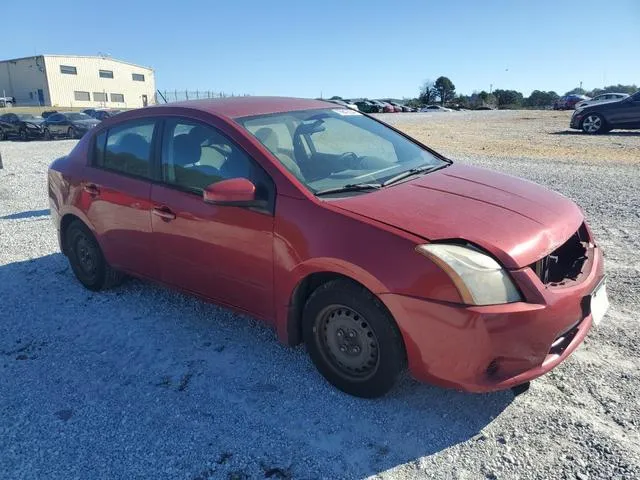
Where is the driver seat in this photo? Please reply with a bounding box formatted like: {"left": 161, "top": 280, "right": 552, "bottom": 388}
{"left": 254, "top": 128, "right": 304, "bottom": 181}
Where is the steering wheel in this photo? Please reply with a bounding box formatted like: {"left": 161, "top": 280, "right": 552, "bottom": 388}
{"left": 338, "top": 151, "right": 361, "bottom": 169}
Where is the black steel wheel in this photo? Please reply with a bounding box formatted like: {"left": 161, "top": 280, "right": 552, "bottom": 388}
{"left": 303, "top": 279, "right": 406, "bottom": 398}
{"left": 65, "top": 220, "right": 123, "bottom": 291}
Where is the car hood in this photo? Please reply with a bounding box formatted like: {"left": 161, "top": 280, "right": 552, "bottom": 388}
{"left": 330, "top": 164, "right": 583, "bottom": 269}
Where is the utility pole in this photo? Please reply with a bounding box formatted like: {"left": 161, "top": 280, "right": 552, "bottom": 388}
{"left": 489, "top": 84, "right": 493, "bottom": 94}
{"left": 579, "top": 80, "right": 583, "bottom": 91}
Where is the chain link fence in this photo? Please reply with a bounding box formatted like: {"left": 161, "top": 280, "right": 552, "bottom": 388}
{"left": 155, "top": 90, "right": 250, "bottom": 104}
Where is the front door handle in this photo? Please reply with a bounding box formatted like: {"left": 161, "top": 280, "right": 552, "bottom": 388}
{"left": 83, "top": 183, "right": 100, "bottom": 196}
{"left": 152, "top": 206, "right": 176, "bottom": 221}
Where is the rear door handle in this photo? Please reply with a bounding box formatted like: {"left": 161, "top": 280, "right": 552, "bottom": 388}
{"left": 83, "top": 184, "right": 100, "bottom": 196}
{"left": 152, "top": 206, "right": 176, "bottom": 221}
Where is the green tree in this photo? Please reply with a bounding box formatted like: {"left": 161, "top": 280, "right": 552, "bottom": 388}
{"left": 525, "top": 90, "right": 559, "bottom": 108}
{"left": 564, "top": 87, "right": 587, "bottom": 96}
{"left": 419, "top": 80, "right": 438, "bottom": 105}
{"left": 434, "top": 76, "right": 456, "bottom": 105}
{"left": 493, "top": 89, "right": 524, "bottom": 108}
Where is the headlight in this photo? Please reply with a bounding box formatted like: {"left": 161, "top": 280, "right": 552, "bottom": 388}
{"left": 415, "top": 243, "right": 522, "bottom": 305}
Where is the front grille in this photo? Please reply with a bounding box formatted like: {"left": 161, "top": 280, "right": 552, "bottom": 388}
{"left": 532, "top": 223, "right": 590, "bottom": 286}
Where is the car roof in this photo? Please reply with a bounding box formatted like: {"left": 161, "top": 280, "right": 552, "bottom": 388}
{"left": 149, "top": 96, "right": 337, "bottom": 119}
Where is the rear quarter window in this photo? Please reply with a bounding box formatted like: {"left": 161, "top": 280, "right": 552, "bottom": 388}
{"left": 92, "top": 121, "right": 156, "bottom": 179}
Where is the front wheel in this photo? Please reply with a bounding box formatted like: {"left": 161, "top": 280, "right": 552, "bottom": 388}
{"left": 303, "top": 279, "right": 406, "bottom": 398}
{"left": 65, "top": 220, "right": 124, "bottom": 291}
{"left": 43, "top": 129, "right": 52, "bottom": 140}
{"left": 67, "top": 127, "right": 76, "bottom": 139}
{"left": 19, "top": 129, "right": 28, "bottom": 141}
{"left": 0, "top": 129, "right": 6, "bottom": 141}
{"left": 581, "top": 114, "right": 606, "bottom": 134}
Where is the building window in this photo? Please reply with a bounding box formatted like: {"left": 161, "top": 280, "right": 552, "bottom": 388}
{"left": 110, "top": 93, "right": 125, "bottom": 103}
{"left": 74, "top": 91, "right": 90, "bottom": 101}
{"left": 132, "top": 73, "right": 145, "bottom": 82}
{"left": 60, "top": 65, "right": 77, "bottom": 75}
{"left": 99, "top": 69, "right": 114, "bottom": 79}
{"left": 93, "top": 92, "right": 108, "bottom": 102}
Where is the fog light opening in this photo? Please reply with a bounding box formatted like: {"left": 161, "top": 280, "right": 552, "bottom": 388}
{"left": 486, "top": 359, "right": 500, "bottom": 378}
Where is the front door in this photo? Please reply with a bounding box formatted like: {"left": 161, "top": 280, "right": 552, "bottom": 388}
{"left": 83, "top": 118, "right": 159, "bottom": 279}
{"left": 606, "top": 93, "right": 640, "bottom": 128}
{"left": 150, "top": 117, "right": 275, "bottom": 320}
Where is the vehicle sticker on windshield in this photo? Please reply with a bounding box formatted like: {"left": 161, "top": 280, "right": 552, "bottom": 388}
{"left": 332, "top": 108, "right": 361, "bottom": 116}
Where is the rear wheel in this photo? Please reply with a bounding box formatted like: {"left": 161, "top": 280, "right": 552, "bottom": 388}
{"left": 303, "top": 279, "right": 406, "bottom": 398}
{"left": 581, "top": 114, "right": 606, "bottom": 134}
{"left": 65, "top": 220, "right": 124, "bottom": 291}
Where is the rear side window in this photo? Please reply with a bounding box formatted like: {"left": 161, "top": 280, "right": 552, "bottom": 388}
{"left": 94, "top": 120, "right": 155, "bottom": 178}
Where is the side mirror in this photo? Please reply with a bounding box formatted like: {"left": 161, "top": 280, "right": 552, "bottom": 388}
{"left": 203, "top": 178, "right": 258, "bottom": 206}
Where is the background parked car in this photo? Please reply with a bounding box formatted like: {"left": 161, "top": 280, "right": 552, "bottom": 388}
{"left": 419, "top": 105, "right": 452, "bottom": 113}
{"left": 353, "top": 100, "right": 382, "bottom": 113}
{"left": 0, "top": 113, "right": 44, "bottom": 140}
{"left": 93, "top": 109, "right": 124, "bottom": 121}
{"left": 0, "top": 96, "right": 16, "bottom": 108}
{"left": 41, "top": 110, "right": 58, "bottom": 119}
{"left": 42, "top": 112, "right": 100, "bottom": 139}
{"left": 575, "top": 93, "right": 630, "bottom": 109}
{"left": 570, "top": 90, "right": 640, "bottom": 134}
{"left": 372, "top": 100, "right": 395, "bottom": 113}
{"left": 554, "top": 94, "right": 590, "bottom": 110}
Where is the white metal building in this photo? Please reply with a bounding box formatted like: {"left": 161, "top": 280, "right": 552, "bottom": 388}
{"left": 0, "top": 55, "right": 156, "bottom": 108}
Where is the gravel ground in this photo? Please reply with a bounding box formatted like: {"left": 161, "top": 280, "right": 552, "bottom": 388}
{"left": 1, "top": 112, "right": 639, "bottom": 479}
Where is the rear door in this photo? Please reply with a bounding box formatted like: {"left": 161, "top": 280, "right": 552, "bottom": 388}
{"left": 84, "top": 118, "right": 159, "bottom": 279}
{"left": 149, "top": 117, "right": 275, "bottom": 320}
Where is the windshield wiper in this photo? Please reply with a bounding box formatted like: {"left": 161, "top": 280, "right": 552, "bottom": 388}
{"left": 315, "top": 183, "right": 382, "bottom": 196}
{"left": 382, "top": 164, "right": 447, "bottom": 187}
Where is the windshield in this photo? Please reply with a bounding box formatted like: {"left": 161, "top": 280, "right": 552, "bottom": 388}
{"left": 16, "top": 114, "right": 40, "bottom": 120}
{"left": 65, "top": 113, "right": 92, "bottom": 121}
{"left": 238, "top": 108, "right": 447, "bottom": 194}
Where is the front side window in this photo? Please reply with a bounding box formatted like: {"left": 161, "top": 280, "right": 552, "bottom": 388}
{"left": 161, "top": 119, "right": 272, "bottom": 200}
{"left": 74, "top": 91, "right": 90, "bottom": 101}
{"left": 99, "top": 70, "right": 114, "bottom": 79}
{"left": 239, "top": 108, "right": 446, "bottom": 194}
{"left": 111, "top": 93, "right": 125, "bottom": 103}
{"left": 60, "top": 65, "right": 77, "bottom": 75}
{"left": 95, "top": 120, "right": 155, "bottom": 178}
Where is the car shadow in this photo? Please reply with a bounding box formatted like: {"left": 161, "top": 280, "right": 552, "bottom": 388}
{"left": 550, "top": 130, "right": 640, "bottom": 136}
{"left": 0, "top": 209, "right": 50, "bottom": 220}
{"left": 0, "top": 253, "right": 514, "bottom": 478}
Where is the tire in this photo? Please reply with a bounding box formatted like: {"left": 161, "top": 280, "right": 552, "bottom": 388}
{"left": 0, "top": 129, "right": 6, "bottom": 141}
{"left": 64, "top": 220, "right": 124, "bottom": 291}
{"left": 43, "top": 129, "right": 52, "bottom": 140}
{"left": 581, "top": 113, "right": 606, "bottom": 134}
{"left": 67, "top": 127, "right": 76, "bottom": 139}
{"left": 302, "top": 279, "right": 406, "bottom": 398}
{"left": 19, "top": 129, "right": 28, "bottom": 141}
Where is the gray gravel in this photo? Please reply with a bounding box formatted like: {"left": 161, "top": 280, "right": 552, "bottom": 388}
{"left": 1, "top": 120, "right": 639, "bottom": 480}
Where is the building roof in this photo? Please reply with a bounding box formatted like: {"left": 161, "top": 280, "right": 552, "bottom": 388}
{"left": 0, "top": 54, "right": 153, "bottom": 71}
{"left": 156, "top": 96, "right": 337, "bottom": 119}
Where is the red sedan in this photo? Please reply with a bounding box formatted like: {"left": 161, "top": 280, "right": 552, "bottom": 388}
{"left": 48, "top": 97, "right": 609, "bottom": 398}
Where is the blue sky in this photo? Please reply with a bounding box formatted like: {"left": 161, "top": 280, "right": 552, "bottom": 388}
{"left": 3, "top": 0, "right": 639, "bottom": 99}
